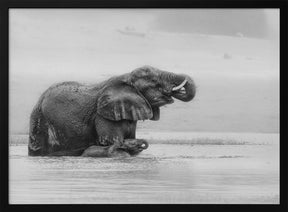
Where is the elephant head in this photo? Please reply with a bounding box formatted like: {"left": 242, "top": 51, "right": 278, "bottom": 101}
{"left": 119, "top": 139, "right": 149, "bottom": 155}
{"left": 97, "top": 65, "right": 196, "bottom": 121}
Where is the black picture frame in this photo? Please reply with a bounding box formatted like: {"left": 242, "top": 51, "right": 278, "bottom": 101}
{"left": 1, "top": 0, "right": 287, "bottom": 211}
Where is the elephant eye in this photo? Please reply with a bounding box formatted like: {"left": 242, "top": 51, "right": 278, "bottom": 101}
{"left": 150, "top": 78, "right": 158, "bottom": 84}
{"left": 155, "top": 83, "right": 162, "bottom": 89}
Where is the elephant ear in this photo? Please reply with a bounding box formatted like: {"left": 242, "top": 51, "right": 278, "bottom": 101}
{"left": 150, "top": 107, "right": 160, "bottom": 121}
{"left": 97, "top": 83, "right": 153, "bottom": 121}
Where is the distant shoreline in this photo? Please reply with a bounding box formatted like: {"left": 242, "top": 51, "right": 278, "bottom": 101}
{"left": 9, "top": 129, "right": 280, "bottom": 136}
{"left": 9, "top": 131, "right": 279, "bottom": 146}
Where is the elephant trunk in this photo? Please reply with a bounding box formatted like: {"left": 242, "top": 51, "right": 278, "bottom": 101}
{"left": 166, "top": 73, "right": 196, "bottom": 102}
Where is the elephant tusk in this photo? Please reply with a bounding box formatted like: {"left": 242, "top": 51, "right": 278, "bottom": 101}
{"left": 140, "top": 141, "right": 148, "bottom": 149}
{"left": 172, "top": 79, "right": 187, "bottom": 91}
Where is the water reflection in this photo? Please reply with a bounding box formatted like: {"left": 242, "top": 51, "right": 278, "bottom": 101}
{"left": 9, "top": 142, "right": 279, "bottom": 204}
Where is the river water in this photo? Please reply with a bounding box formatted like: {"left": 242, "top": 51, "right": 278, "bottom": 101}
{"left": 9, "top": 132, "right": 279, "bottom": 204}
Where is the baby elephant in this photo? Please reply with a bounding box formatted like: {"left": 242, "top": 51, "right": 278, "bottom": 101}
{"left": 81, "top": 139, "right": 149, "bottom": 157}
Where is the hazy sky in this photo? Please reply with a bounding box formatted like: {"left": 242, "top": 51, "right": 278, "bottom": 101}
{"left": 152, "top": 9, "right": 279, "bottom": 38}
{"left": 10, "top": 9, "right": 279, "bottom": 38}
{"left": 10, "top": 9, "right": 279, "bottom": 78}
{"left": 9, "top": 9, "right": 279, "bottom": 134}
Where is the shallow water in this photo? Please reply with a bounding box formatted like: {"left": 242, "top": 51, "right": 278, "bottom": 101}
{"left": 9, "top": 133, "right": 279, "bottom": 204}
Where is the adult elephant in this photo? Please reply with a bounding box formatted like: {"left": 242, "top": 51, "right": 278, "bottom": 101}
{"left": 28, "top": 66, "right": 196, "bottom": 157}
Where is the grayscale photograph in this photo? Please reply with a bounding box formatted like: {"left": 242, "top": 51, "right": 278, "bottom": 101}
{"left": 9, "top": 9, "right": 279, "bottom": 204}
